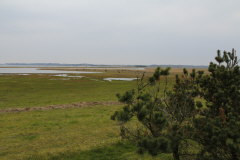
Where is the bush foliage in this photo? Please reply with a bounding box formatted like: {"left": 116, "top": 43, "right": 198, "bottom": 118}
{"left": 112, "top": 49, "right": 240, "bottom": 160}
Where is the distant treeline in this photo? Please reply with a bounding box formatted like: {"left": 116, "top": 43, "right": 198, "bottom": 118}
{"left": 2, "top": 63, "right": 207, "bottom": 68}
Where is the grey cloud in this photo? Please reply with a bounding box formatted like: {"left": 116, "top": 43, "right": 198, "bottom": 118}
{"left": 0, "top": 0, "right": 239, "bottom": 65}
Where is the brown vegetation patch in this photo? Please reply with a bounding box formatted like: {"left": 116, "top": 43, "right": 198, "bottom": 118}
{"left": 0, "top": 101, "right": 122, "bottom": 113}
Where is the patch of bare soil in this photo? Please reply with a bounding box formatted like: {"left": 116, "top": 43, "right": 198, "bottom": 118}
{"left": 0, "top": 101, "right": 122, "bottom": 113}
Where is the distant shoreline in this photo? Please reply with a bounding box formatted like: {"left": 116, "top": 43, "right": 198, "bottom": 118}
{"left": 0, "top": 63, "right": 208, "bottom": 68}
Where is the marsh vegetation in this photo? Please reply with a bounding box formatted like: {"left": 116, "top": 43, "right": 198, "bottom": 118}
{"left": 1, "top": 51, "right": 239, "bottom": 160}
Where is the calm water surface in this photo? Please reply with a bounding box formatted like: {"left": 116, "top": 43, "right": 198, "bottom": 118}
{"left": 0, "top": 68, "right": 101, "bottom": 74}
{"left": 104, "top": 78, "right": 137, "bottom": 81}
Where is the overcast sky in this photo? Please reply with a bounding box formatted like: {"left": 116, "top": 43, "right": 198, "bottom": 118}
{"left": 0, "top": 0, "right": 239, "bottom": 65}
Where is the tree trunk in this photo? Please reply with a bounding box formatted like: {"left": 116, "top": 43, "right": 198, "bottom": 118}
{"left": 173, "top": 144, "right": 180, "bottom": 160}
{"left": 231, "top": 151, "right": 239, "bottom": 160}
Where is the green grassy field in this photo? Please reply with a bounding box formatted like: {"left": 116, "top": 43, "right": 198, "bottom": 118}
{"left": 0, "top": 70, "right": 181, "bottom": 160}
{"left": 0, "top": 74, "right": 136, "bottom": 109}
{"left": 0, "top": 105, "right": 173, "bottom": 160}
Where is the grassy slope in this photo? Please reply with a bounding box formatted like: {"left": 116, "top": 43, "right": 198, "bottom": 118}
{"left": 0, "top": 72, "right": 178, "bottom": 160}
{"left": 0, "top": 105, "right": 173, "bottom": 160}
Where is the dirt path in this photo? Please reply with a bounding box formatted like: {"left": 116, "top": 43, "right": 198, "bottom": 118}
{"left": 0, "top": 101, "right": 122, "bottom": 113}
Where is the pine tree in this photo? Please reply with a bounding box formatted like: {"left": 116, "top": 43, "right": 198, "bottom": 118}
{"left": 194, "top": 49, "right": 240, "bottom": 160}
{"left": 112, "top": 49, "right": 240, "bottom": 160}
{"left": 111, "top": 67, "right": 199, "bottom": 160}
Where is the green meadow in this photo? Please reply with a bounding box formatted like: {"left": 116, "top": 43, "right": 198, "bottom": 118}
{"left": 0, "top": 74, "right": 135, "bottom": 109}
{"left": 0, "top": 71, "right": 176, "bottom": 160}
{"left": 0, "top": 105, "right": 172, "bottom": 160}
